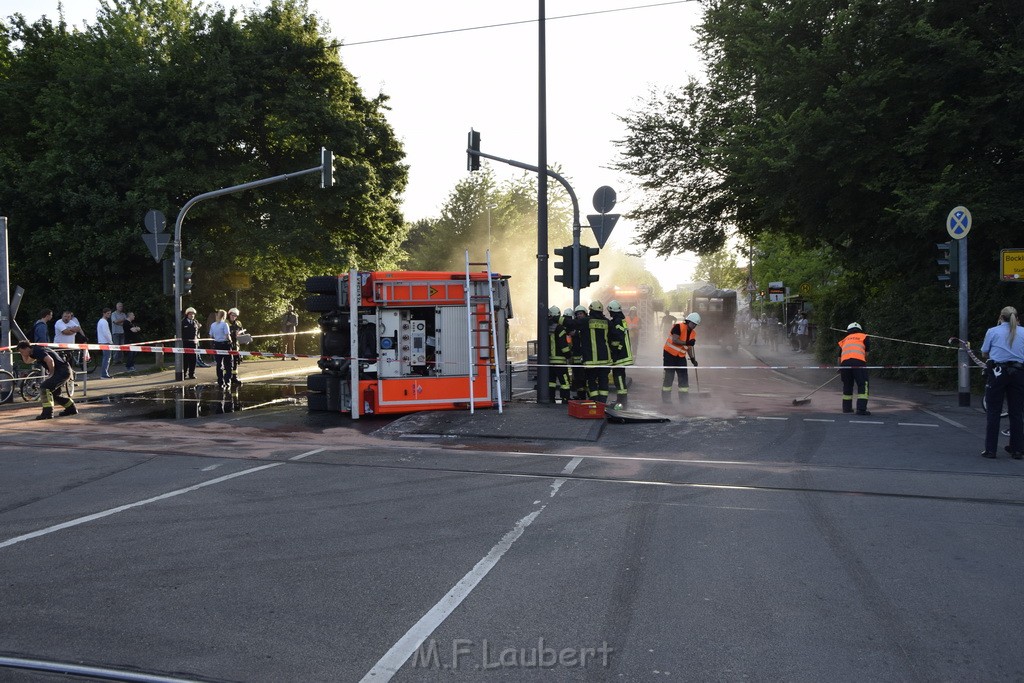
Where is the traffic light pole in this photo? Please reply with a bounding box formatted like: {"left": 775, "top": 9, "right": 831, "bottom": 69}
{"left": 171, "top": 152, "right": 332, "bottom": 380}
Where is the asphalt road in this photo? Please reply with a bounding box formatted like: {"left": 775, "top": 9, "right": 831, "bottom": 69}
{"left": 1, "top": 342, "right": 1022, "bottom": 682}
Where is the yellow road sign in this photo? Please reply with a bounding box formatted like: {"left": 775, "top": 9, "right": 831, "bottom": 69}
{"left": 224, "top": 270, "right": 251, "bottom": 290}
{"left": 1001, "top": 249, "right": 1024, "bottom": 282}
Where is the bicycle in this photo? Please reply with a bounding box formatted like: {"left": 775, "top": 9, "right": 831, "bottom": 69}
{"left": 0, "top": 367, "right": 14, "bottom": 403}
{"left": 19, "top": 364, "right": 77, "bottom": 402}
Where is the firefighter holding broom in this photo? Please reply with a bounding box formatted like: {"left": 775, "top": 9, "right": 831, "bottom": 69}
{"left": 662, "top": 312, "right": 700, "bottom": 403}
{"left": 838, "top": 322, "right": 871, "bottom": 415}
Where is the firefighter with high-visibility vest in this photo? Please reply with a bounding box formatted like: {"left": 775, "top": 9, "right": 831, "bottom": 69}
{"left": 570, "top": 304, "right": 589, "bottom": 399}
{"left": 581, "top": 300, "right": 613, "bottom": 403}
{"left": 547, "top": 305, "right": 572, "bottom": 403}
{"left": 838, "top": 322, "right": 871, "bottom": 415}
{"left": 607, "top": 300, "right": 634, "bottom": 407}
{"left": 625, "top": 305, "right": 642, "bottom": 351}
{"left": 662, "top": 312, "right": 700, "bottom": 402}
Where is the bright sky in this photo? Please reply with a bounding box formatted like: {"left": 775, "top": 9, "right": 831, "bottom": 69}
{"left": 1, "top": 0, "right": 707, "bottom": 289}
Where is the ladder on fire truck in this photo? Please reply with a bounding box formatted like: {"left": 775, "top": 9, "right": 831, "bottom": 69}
{"left": 464, "top": 250, "right": 503, "bottom": 414}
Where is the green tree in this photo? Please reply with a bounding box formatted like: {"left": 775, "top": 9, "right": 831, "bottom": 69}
{"left": 615, "top": 1, "right": 1024, "bottom": 373}
{"left": 0, "top": 0, "right": 407, "bottom": 342}
{"left": 693, "top": 247, "right": 744, "bottom": 290}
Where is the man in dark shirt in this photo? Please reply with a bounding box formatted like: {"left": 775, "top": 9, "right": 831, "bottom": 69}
{"left": 32, "top": 309, "right": 53, "bottom": 343}
{"left": 17, "top": 341, "right": 77, "bottom": 419}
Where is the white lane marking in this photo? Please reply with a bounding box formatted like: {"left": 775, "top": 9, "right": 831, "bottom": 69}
{"left": 851, "top": 420, "right": 885, "bottom": 425}
{"left": 803, "top": 418, "right": 835, "bottom": 423}
{"left": 757, "top": 416, "right": 789, "bottom": 421}
{"left": 898, "top": 422, "right": 939, "bottom": 428}
{"left": 920, "top": 408, "right": 967, "bottom": 429}
{"left": 360, "top": 507, "right": 546, "bottom": 682}
{"left": 289, "top": 448, "right": 327, "bottom": 461}
{"left": 200, "top": 464, "right": 222, "bottom": 471}
{"left": 0, "top": 463, "right": 283, "bottom": 551}
{"left": 550, "top": 456, "right": 583, "bottom": 497}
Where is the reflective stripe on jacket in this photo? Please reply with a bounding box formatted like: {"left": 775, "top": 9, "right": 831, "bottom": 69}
{"left": 663, "top": 322, "right": 695, "bottom": 358}
{"left": 838, "top": 332, "right": 868, "bottom": 363}
{"left": 582, "top": 314, "right": 611, "bottom": 365}
{"left": 609, "top": 314, "right": 634, "bottom": 366}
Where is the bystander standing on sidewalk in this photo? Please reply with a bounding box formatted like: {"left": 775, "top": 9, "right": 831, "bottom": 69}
{"left": 32, "top": 309, "right": 52, "bottom": 343}
{"left": 111, "top": 302, "right": 127, "bottom": 364}
{"left": 281, "top": 305, "right": 298, "bottom": 358}
{"left": 96, "top": 308, "right": 113, "bottom": 378}
{"left": 123, "top": 312, "right": 141, "bottom": 371}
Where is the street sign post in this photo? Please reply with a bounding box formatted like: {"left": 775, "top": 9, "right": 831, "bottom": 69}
{"left": 947, "top": 206, "right": 971, "bottom": 407}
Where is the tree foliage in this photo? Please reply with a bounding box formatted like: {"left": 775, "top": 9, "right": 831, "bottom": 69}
{"left": 616, "top": 0, "right": 1024, "bottom": 371}
{"left": 0, "top": 0, "right": 407, "bottom": 340}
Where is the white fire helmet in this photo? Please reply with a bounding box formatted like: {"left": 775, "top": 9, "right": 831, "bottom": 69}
{"left": 847, "top": 322, "right": 862, "bottom": 331}
{"left": 549, "top": 305, "right": 561, "bottom": 316}
{"left": 607, "top": 300, "right": 622, "bottom": 313}
{"left": 684, "top": 312, "right": 702, "bottom": 326}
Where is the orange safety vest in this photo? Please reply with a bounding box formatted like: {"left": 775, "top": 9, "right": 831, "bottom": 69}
{"left": 625, "top": 314, "right": 640, "bottom": 331}
{"left": 838, "top": 332, "right": 867, "bottom": 363}
{"left": 663, "top": 323, "right": 695, "bottom": 358}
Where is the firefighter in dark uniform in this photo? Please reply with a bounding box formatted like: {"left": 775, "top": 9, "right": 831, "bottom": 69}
{"left": 662, "top": 312, "right": 701, "bottom": 402}
{"left": 17, "top": 341, "right": 77, "bottom": 419}
{"left": 838, "top": 322, "right": 870, "bottom": 415}
{"left": 547, "top": 305, "right": 572, "bottom": 403}
{"left": 581, "top": 300, "right": 612, "bottom": 403}
{"left": 607, "top": 300, "right": 634, "bottom": 407}
{"left": 570, "top": 304, "right": 589, "bottom": 399}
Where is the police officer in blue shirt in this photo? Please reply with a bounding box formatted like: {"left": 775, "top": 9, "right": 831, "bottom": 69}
{"left": 980, "top": 306, "right": 1024, "bottom": 459}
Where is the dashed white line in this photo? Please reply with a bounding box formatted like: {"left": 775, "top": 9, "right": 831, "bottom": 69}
{"left": 0, "top": 463, "right": 283, "bottom": 550}
{"left": 757, "top": 416, "right": 789, "bottom": 421}
{"left": 360, "top": 455, "right": 582, "bottom": 681}
{"left": 897, "top": 422, "right": 939, "bottom": 428}
{"left": 289, "top": 447, "right": 327, "bottom": 461}
{"left": 803, "top": 418, "right": 835, "bottom": 423}
{"left": 360, "top": 507, "right": 546, "bottom": 682}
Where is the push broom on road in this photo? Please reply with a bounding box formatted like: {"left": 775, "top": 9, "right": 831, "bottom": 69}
{"left": 792, "top": 372, "right": 841, "bottom": 406}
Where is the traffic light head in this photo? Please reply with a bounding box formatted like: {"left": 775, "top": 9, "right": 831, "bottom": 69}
{"left": 580, "top": 245, "right": 600, "bottom": 286}
{"left": 179, "top": 258, "right": 193, "bottom": 295}
{"left": 321, "top": 147, "right": 335, "bottom": 189}
{"left": 553, "top": 245, "right": 573, "bottom": 289}
{"left": 936, "top": 240, "right": 959, "bottom": 288}
{"left": 467, "top": 129, "right": 481, "bottom": 172}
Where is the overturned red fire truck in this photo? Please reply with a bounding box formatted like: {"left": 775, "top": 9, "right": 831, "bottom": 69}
{"left": 304, "top": 267, "right": 513, "bottom": 417}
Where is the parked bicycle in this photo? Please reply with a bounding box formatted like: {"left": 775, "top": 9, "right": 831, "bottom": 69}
{"left": 19, "top": 363, "right": 77, "bottom": 402}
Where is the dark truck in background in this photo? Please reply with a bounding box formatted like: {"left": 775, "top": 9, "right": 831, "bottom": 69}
{"left": 690, "top": 285, "right": 739, "bottom": 353}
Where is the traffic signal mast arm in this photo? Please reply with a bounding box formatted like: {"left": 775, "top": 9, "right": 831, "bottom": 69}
{"left": 467, "top": 136, "right": 593, "bottom": 304}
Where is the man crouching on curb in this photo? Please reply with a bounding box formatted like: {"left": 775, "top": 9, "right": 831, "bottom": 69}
{"left": 17, "top": 341, "right": 78, "bottom": 419}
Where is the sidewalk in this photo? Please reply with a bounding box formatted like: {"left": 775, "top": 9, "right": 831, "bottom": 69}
{"left": 69, "top": 356, "right": 320, "bottom": 401}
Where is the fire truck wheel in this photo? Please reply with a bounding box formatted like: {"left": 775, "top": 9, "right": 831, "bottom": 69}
{"left": 306, "top": 294, "right": 339, "bottom": 312}
{"left": 307, "top": 374, "right": 328, "bottom": 393}
{"left": 305, "top": 276, "right": 339, "bottom": 294}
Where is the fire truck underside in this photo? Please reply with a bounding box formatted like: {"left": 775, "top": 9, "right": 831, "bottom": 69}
{"left": 305, "top": 269, "right": 512, "bottom": 417}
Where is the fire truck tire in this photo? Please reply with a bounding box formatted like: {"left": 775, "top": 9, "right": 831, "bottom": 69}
{"left": 307, "top": 392, "right": 329, "bottom": 411}
{"left": 306, "top": 294, "right": 339, "bottom": 312}
{"left": 305, "top": 276, "right": 338, "bottom": 294}
{"left": 307, "top": 373, "right": 328, "bottom": 393}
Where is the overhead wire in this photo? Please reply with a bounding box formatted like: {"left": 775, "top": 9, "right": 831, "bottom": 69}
{"left": 340, "top": 1, "right": 699, "bottom": 47}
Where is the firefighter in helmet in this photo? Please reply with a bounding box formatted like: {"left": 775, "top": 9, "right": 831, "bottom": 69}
{"left": 581, "top": 300, "right": 613, "bottom": 403}
{"left": 838, "top": 322, "right": 870, "bottom": 415}
{"left": 607, "top": 300, "right": 635, "bottom": 407}
{"left": 547, "top": 305, "right": 572, "bottom": 403}
{"left": 570, "top": 304, "right": 589, "bottom": 399}
{"left": 625, "top": 305, "right": 642, "bottom": 351}
{"left": 662, "top": 312, "right": 700, "bottom": 402}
